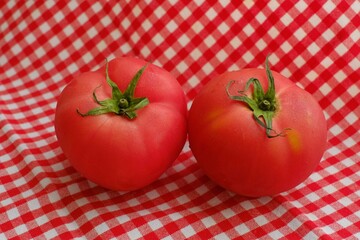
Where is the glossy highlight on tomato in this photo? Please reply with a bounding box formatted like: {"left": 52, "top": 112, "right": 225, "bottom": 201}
{"left": 55, "top": 57, "right": 187, "bottom": 191}
{"left": 188, "top": 59, "right": 327, "bottom": 197}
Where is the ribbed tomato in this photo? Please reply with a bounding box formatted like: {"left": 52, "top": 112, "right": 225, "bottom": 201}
{"left": 55, "top": 57, "right": 187, "bottom": 191}
{"left": 188, "top": 58, "right": 327, "bottom": 197}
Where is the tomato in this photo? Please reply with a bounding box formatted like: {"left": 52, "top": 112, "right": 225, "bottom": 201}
{"left": 188, "top": 58, "right": 327, "bottom": 197}
{"left": 55, "top": 57, "right": 187, "bottom": 191}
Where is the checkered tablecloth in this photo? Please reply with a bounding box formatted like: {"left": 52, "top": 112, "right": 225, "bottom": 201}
{"left": 1, "top": 1, "right": 359, "bottom": 239}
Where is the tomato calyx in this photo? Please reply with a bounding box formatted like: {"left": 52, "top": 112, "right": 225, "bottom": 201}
{"left": 77, "top": 59, "right": 149, "bottom": 119}
{"left": 226, "top": 57, "right": 290, "bottom": 138}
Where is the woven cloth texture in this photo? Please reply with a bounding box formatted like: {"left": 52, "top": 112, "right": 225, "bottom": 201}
{"left": 1, "top": 1, "right": 359, "bottom": 239}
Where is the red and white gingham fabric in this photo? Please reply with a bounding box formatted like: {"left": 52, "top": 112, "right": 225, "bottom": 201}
{"left": 1, "top": 1, "right": 359, "bottom": 239}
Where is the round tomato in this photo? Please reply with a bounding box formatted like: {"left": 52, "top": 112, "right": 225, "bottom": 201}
{"left": 188, "top": 58, "right": 327, "bottom": 197}
{"left": 55, "top": 56, "right": 187, "bottom": 191}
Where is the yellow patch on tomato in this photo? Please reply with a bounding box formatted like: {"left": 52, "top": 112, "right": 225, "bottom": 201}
{"left": 287, "top": 130, "right": 302, "bottom": 153}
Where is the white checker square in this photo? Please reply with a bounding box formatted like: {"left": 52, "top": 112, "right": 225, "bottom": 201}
{"left": 308, "top": 42, "right": 320, "bottom": 54}
{"left": 142, "top": 19, "right": 152, "bottom": 32}
{"left": 5, "top": 67, "right": 16, "bottom": 77}
{"left": 169, "top": 212, "right": 182, "bottom": 221}
{"left": 45, "top": 0, "right": 54, "bottom": 8}
{"left": 130, "top": 32, "right": 140, "bottom": 43}
{"left": 25, "top": 33, "right": 36, "bottom": 44}
{"left": 87, "top": 27, "right": 97, "bottom": 39}
{"left": 321, "top": 56, "right": 333, "bottom": 68}
{"left": 268, "top": 230, "right": 283, "bottom": 239}
{"left": 335, "top": 43, "right": 347, "bottom": 56}
{"left": 40, "top": 22, "right": 50, "bottom": 33}
{"left": 110, "top": 29, "right": 121, "bottom": 40}
{"left": 117, "top": 215, "right": 130, "bottom": 224}
{"left": 203, "top": 63, "right": 214, "bottom": 74}
{"left": 153, "top": 33, "right": 164, "bottom": 45}
{"left": 177, "top": 195, "right": 190, "bottom": 204}
{"left": 323, "top": 184, "right": 338, "bottom": 195}
{"left": 204, "top": 35, "right": 216, "bottom": 48}
{"left": 221, "top": 208, "right": 236, "bottom": 218}
{"left": 230, "top": 36, "right": 241, "bottom": 49}
{"left": 323, "top": 1, "right": 336, "bottom": 13}
{"left": 319, "top": 82, "right": 331, "bottom": 95}
{"left": 235, "top": 223, "right": 251, "bottom": 234}
{"left": 77, "top": 13, "right": 88, "bottom": 25}
{"left": 255, "top": 12, "right": 266, "bottom": 24}
{"left": 164, "top": 47, "right": 176, "bottom": 59}
{"left": 295, "top": 1, "right": 308, "bottom": 12}
{"left": 294, "top": 55, "right": 306, "bottom": 68}
{"left": 337, "top": 14, "right": 350, "bottom": 28}
{"left": 5, "top": 32, "right": 14, "bottom": 42}
{"left": 35, "top": 215, "right": 50, "bottom": 226}
{"left": 181, "top": 225, "right": 196, "bottom": 238}
{"left": 268, "top": 26, "right": 279, "bottom": 38}
{"left": 146, "top": 189, "right": 160, "bottom": 199}
{"left": 31, "top": 9, "right": 40, "bottom": 19}
{"left": 280, "top": 13, "right": 293, "bottom": 26}
{"left": 28, "top": 198, "right": 41, "bottom": 211}
{"left": 344, "top": 137, "right": 356, "bottom": 148}
{"left": 121, "top": 18, "right": 131, "bottom": 29}
{"left": 254, "top": 215, "right": 267, "bottom": 227}
{"left": 67, "top": 1, "right": 78, "bottom": 10}
{"left": 192, "top": 21, "right": 204, "bottom": 34}
{"left": 14, "top": 224, "right": 28, "bottom": 235}
{"left": 120, "top": 42, "right": 131, "bottom": 53}
{"left": 201, "top": 216, "right": 216, "bottom": 228}
{"left": 322, "top": 29, "right": 335, "bottom": 41}
{"left": 231, "top": 9, "right": 242, "bottom": 21}
{"left": 333, "top": 97, "right": 345, "bottom": 110}
{"left": 243, "top": 51, "right": 254, "bottom": 63}
{"left": 243, "top": 24, "right": 255, "bottom": 36}
{"left": 206, "top": 8, "right": 217, "bottom": 21}
{"left": 255, "top": 39, "right": 266, "bottom": 51}
{"left": 190, "top": 48, "right": 201, "bottom": 61}
{"left": 180, "top": 6, "right": 191, "bottom": 19}
{"left": 349, "top": 58, "right": 360, "bottom": 71}
{"left": 54, "top": 11, "right": 64, "bottom": 22}
{"left": 216, "top": 49, "right": 228, "bottom": 62}
{"left": 20, "top": 57, "right": 31, "bottom": 68}
{"left": 294, "top": 28, "right": 306, "bottom": 41}
{"left": 154, "top": 6, "right": 165, "bottom": 18}
{"left": 11, "top": 43, "right": 21, "bottom": 55}
{"left": 14, "top": 177, "right": 26, "bottom": 187}
{"left": 128, "top": 228, "right": 142, "bottom": 239}
{"left": 345, "top": 112, "right": 358, "bottom": 125}
{"left": 288, "top": 218, "right": 302, "bottom": 231}
{"left": 338, "top": 217, "right": 352, "bottom": 228}
{"left": 133, "top": 5, "right": 141, "bottom": 17}
{"left": 166, "top": 20, "right": 177, "bottom": 32}
{"left": 309, "top": 14, "right": 321, "bottom": 27}
{"left": 176, "top": 61, "right": 188, "bottom": 73}
{"left": 214, "top": 233, "right": 230, "bottom": 240}
{"left": 7, "top": 207, "right": 20, "bottom": 220}
{"left": 280, "top": 41, "right": 291, "bottom": 53}
{"left": 63, "top": 25, "right": 74, "bottom": 36}
{"left": 218, "top": 22, "right": 229, "bottom": 34}
{"left": 148, "top": 219, "right": 162, "bottom": 231}
{"left": 5, "top": 165, "right": 19, "bottom": 175}
{"left": 127, "top": 198, "right": 140, "bottom": 207}
{"left": 329, "top": 125, "right": 343, "bottom": 136}
{"left": 347, "top": 84, "right": 360, "bottom": 97}
{"left": 178, "top": 34, "right": 190, "bottom": 47}
{"left": 338, "top": 196, "right": 352, "bottom": 207}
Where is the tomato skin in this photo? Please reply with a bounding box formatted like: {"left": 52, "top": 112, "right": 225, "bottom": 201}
{"left": 55, "top": 57, "right": 187, "bottom": 191}
{"left": 188, "top": 68, "right": 327, "bottom": 197}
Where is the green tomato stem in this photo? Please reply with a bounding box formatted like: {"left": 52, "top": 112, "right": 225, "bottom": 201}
{"left": 77, "top": 59, "right": 149, "bottom": 119}
{"left": 226, "top": 56, "right": 289, "bottom": 138}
